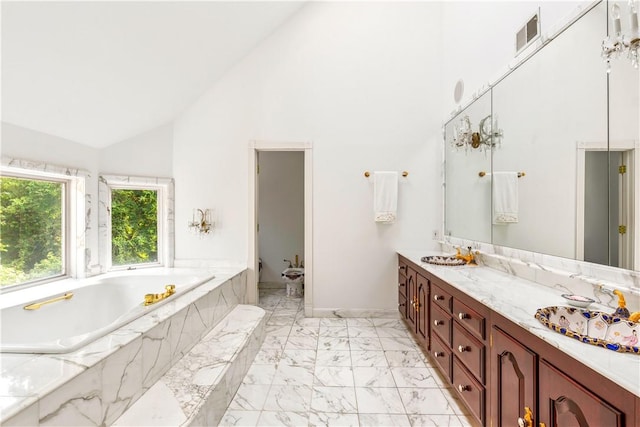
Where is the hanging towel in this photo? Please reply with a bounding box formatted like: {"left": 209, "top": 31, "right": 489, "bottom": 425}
{"left": 374, "top": 171, "right": 398, "bottom": 223}
{"left": 493, "top": 171, "right": 519, "bottom": 224}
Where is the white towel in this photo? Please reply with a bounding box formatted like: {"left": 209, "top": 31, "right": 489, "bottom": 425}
{"left": 492, "top": 172, "right": 519, "bottom": 224}
{"left": 374, "top": 171, "right": 398, "bottom": 223}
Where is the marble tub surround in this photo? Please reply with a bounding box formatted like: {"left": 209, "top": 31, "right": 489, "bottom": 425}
{"left": 114, "top": 304, "right": 266, "bottom": 427}
{"left": 440, "top": 238, "right": 640, "bottom": 312}
{"left": 0, "top": 267, "right": 247, "bottom": 426}
{"left": 398, "top": 250, "right": 640, "bottom": 397}
{"left": 220, "top": 288, "right": 475, "bottom": 427}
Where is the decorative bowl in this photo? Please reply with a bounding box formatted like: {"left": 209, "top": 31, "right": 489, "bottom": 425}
{"left": 561, "top": 294, "right": 595, "bottom": 308}
{"left": 535, "top": 306, "right": 639, "bottom": 354}
{"left": 420, "top": 255, "right": 466, "bottom": 266}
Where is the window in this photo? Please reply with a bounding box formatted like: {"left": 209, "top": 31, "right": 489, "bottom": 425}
{"left": 111, "top": 188, "right": 158, "bottom": 266}
{"left": 99, "top": 175, "right": 174, "bottom": 270}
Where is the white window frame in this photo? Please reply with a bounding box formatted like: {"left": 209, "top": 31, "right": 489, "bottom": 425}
{"left": 98, "top": 175, "right": 174, "bottom": 272}
{"left": 0, "top": 160, "right": 87, "bottom": 292}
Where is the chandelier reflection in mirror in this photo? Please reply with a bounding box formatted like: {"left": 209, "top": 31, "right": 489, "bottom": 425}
{"left": 451, "top": 115, "right": 503, "bottom": 153}
{"left": 602, "top": 0, "right": 640, "bottom": 71}
{"left": 188, "top": 208, "right": 214, "bottom": 236}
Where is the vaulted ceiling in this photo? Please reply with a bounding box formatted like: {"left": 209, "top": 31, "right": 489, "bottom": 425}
{"left": 1, "top": 1, "right": 305, "bottom": 148}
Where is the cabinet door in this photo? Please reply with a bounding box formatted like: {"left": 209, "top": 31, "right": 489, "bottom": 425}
{"left": 539, "top": 360, "right": 623, "bottom": 427}
{"left": 406, "top": 266, "right": 417, "bottom": 330}
{"left": 416, "top": 273, "right": 429, "bottom": 345}
{"left": 490, "top": 327, "right": 537, "bottom": 427}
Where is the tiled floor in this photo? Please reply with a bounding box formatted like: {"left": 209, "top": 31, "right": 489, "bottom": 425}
{"left": 220, "top": 288, "right": 474, "bottom": 427}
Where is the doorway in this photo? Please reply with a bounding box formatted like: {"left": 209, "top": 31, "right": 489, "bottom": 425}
{"left": 248, "top": 141, "right": 313, "bottom": 316}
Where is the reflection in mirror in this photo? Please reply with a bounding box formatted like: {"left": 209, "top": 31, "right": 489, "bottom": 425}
{"left": 607, "top": 0, "right": 640, "bottom": 269}
{"left": 445, "top": 91, "right": 492, "bottom": 243}
{"left": 491, "top": 1, "right": 608, "bottom": 260}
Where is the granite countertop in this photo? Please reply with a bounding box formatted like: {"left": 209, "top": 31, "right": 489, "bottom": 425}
{"left": 397, "top": 250, "right": 640, "bottom": 398}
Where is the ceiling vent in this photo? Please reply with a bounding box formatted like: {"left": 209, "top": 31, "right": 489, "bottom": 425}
{"left": 516, "top": 11, "right": 540, "bottom": 55}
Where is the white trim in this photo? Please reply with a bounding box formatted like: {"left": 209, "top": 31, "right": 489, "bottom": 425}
{"left": 312, "top": 308, "right": 399, "bottom": 318}
{"left": 248, "top": 140, "right": 313, "bottom": 315}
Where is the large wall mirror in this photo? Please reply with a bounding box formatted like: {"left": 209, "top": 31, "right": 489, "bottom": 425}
{"left": 444, "top": 0, "right": 640, "bottom": 270}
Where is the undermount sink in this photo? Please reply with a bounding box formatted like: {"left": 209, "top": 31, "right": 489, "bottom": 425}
{"left": 535, "top": 306, "right": 639, "bottom": 354}
{"left": 420, "top": 255, "right": 466, "bottom": 266}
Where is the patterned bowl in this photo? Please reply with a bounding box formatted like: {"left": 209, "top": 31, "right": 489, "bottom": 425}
{"left": 535, "top": 306, "right": 640, "bottom": 354}
{"left": 420, "top": 255, "right": 466, "bottom": 266}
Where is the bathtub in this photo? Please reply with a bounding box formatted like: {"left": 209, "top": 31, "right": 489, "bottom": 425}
{"left": 0, "top": 268, "right": 215, "bottom": 354}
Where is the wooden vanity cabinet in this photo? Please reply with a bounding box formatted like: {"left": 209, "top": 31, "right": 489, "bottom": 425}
{"left": 397, "top": 255, "right": 638, "bottom": 427}
{"left": 398, "top": 258, "right": 429, "bottom": 347}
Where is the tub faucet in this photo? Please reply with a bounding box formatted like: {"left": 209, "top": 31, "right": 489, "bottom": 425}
{"left": 144, "top": 284, "right": 176, "bottom": 306}
{"left": 283, "top": 259, "right": 293, "bottom": 268}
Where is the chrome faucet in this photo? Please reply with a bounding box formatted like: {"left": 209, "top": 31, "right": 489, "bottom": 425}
{"left": 283, "top": 259, "right": 293, "bottom": 268}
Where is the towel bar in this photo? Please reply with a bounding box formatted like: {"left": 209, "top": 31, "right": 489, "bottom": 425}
{"left": 478, "top": 171, "right": 525, "bottom": 178}
{"left": 364, "top": 171, "right": 409, "bottom": 178}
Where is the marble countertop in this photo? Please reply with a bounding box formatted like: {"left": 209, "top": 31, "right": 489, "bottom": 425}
{"left": 398, "top": 250, "right": 640, "bottom": 398}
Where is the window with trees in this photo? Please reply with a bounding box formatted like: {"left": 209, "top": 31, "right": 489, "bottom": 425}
{"left": 99, "top": 175, "right": 174, "bottom": 271}
{"left": 0, "top": 175, "right": 66, "bottom": 287}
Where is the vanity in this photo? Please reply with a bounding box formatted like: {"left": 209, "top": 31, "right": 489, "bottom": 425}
{"left": 398, "top": 250, "right": 640, "bottom": 427}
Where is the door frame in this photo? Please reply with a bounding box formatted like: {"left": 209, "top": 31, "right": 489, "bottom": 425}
{"left": 248, "top": 140, "right": 313, "bottom": 316}
{"left": 576, "top": 140, "right": 638, "bottom": 268}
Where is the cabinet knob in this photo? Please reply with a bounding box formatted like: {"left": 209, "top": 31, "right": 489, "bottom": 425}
{"left": 433, "top": 351, "right": 444, "bottom": 358}
{"left": 457, "top": 384, "right": 470, "bottom": 392}
{"left": 433, "top": 294, "right": 444, "bottom": 301}
{"left": 458, "top": 312, "right": 469, "bottom": 320}
{"left": 457, "top": 345, "right": 469, "bottom": 353}
{"left": 433, "top": 320, "right": 443, "bottom": 326}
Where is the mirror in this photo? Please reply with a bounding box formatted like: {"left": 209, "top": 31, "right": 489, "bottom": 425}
{"left": 444, "top": 0, "right": 640, "bottom": 269}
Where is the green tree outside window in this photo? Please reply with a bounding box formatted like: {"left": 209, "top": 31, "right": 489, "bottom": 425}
{"left": 111, "top": 189, "right": 158, "bottom": 266}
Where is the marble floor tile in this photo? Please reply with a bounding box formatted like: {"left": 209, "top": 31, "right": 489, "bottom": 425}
{"left": 315, "top": 350, "right": 351, "bottom": 367}
{"left": 220, "top": 290, "right": 476, "bottom": 427}
{"left": 385, "top": 350, "right": 427, "bottom": 368}
{"left": 391, "top": 367, "right": 440, "bottom": 388}
{"left": 309, "top": 412, "right": 360, "bottom": 427}
{"left": 263, "top": 385, "right": 313, "bottom": 412}
{"left": 352, "top": 366, "right": 397, "bottom": 387}
{"left": 355, "top": 386, "right": 406, "bottom": 414}
{"left": 257, "top": 410, "right": 309, "bottom": 427}
{"left": 219, "top": 410, "right": 261, "bottom": 426}
{"left": 359, "top": 413, "right": 412, "bottom": 426}
{"left": 313, "top": 366, "right": 354, "bottom": 387}
{"left": 319, "top": 326, "right": 349, "bottom": 338}
{"left": 350, "top": 351, "right": 388, "bottom": 367}
{"left": 310, "top": 386, "right": 358, "bottom": 414}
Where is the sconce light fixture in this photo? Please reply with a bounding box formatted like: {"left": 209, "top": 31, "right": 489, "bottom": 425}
{"left": 602, "top": 0, "right": 640, "bottom": 71}
{"left": 451, "top": 115, "right": 503, "bottom": 153}
{"left": 188, "top": 208, "right": 214, "bottom": 236}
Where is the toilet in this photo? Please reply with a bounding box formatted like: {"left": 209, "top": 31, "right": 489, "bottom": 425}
{"left": 281, "top": 267, "right": 304, "bottom": 297}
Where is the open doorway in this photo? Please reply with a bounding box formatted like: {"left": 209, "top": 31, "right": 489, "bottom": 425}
{"left": 248, "top": 141, "right": 313, "bottom": 316}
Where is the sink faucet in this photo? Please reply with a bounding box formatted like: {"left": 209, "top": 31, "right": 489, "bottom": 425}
{"left": 455, "top": 246, "right": 477, "bottom": 265}
{"left": 283, "top": 259, "right": 293, "bottom": 268}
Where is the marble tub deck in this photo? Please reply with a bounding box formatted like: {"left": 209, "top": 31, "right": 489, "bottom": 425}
{"left": 220, "top": 288, "right": 474, "bottom": 427}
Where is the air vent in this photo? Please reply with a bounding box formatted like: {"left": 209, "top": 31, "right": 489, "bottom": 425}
{"left": 516, "top": 11, "right": 540, "bottom": 55}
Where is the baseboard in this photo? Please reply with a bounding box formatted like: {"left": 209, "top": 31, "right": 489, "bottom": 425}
{"left": 312, "top": 308, "right": 399, "bottom": 318}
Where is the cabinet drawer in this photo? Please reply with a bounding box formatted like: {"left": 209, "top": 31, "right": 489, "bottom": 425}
{"left": 453, "top": 357, "right": 485, "bottom": 425}
{"left": 398, "top": 292, "right": 407, "bottom": 319}
{"left": 452, "top": 322, "right": 485, "bottom": 383}
{"left": 453, "top": 298, "right": 485, "bottom": 340}
{"left": 430, "top": 334, "right": 452, "bottom": 383}
{"left": 431, "top": 282, "right": 453, "bottom": 313}
{"left": 431, "top": 303, "right": 452, "bottom": 347}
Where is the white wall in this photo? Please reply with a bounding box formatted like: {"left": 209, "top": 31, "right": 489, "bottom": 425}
{"left": 441, "top": 1, "right": 591, "bottom": 115}
{"left": 258, "top": 151, "right": 304, "bottom": 283}
{"left": 174, "top": 1, "right": 443, "bottom": 313}
{"left": 99, "top": 123, "right": 174, "bottom": 177}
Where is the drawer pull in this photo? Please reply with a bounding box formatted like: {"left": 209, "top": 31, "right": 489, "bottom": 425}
{"left": 457, "top": 345, "right": 469, "bottom": 353}
{"left": 457, "top": 384, "right": 470, "bottom": 392}
{"left": 433, "top": 351, "right": 444, "bottom": 358}
{"left": 433, "top": 320, "right": 443, "bottom": 326}
{"left": 399, "top": 265, "right": 406, "bottom": 271}
{"left": 458, "top": 312, "right": 469, "bottom": 320}
{"left": 433, "top": 294, "right": 444, "bottom": 301}
{"left": 399, "top": 303, "right": 405, "bottom": 308}
{"left": 399, "top": 282, "right": 405, "bottom": 287}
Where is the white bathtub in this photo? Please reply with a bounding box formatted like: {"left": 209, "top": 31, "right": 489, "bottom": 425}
{"left": 0, "top": 268, "right": 215, "bottom": 354}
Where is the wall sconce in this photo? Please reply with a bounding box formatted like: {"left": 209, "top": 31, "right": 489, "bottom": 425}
{"left": 602, "top": 0, "right": 640, "bottom": 71}
{"left": 451, "top": 115, "right": 503, "bottom": 153}
{"left": 188, "top": 208, "right": 214, "bottom": 236}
